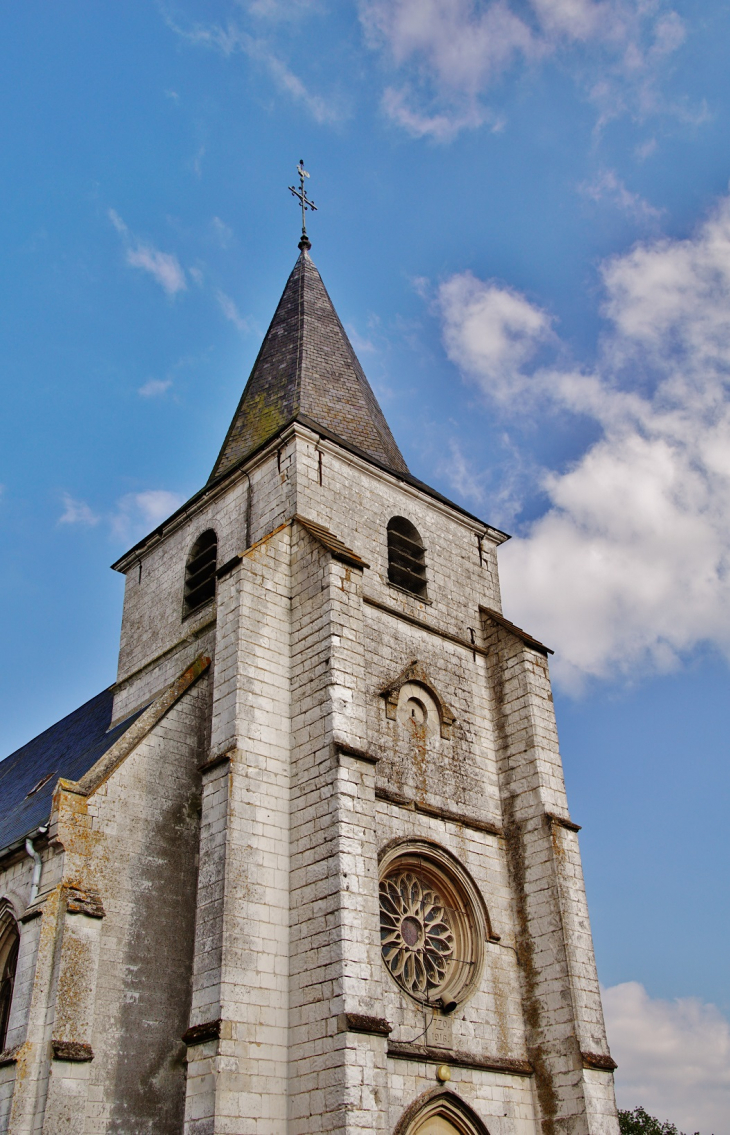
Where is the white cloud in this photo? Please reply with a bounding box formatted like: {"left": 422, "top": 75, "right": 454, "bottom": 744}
{"left": 211, "top": 216, "right": 234, "bottom": 248}
{"left": 241, "top": 0, "right": 322, "bottom": 20}
{"left": 580, "top": 169, "right": 664, "bottom": 222}
{"left": 216, "top": 290, "right": 249, "bottom": 332}
{"left": 439, "top": 193, "right": 730, "bottom": 688}
{"left": 109, "top": 209, "right": 186, "bottom": 296}
{"left": 636, "top": 137, "right": 658, "bottom": 160}
{"left": 346, "top": 323, "right": 377, "bottom": 355}
{"left": 358, "top": 0, "right": 687, "bottom": 139}
{"left": 381, "top": 86, "right": 489, "bottom": 140}
{"left": 110, "top": 490, "right": 185, "bottom": 543}
{"left": 438, "top": 439, "right": 488, "bottom": 505}
{"left": 604, "top": 982, "right": 730, "bottom": 1133}
{"left": 58, "top": 493, "right": 100, "bottom": 527}
{"left": 125, "top": 245, "right": 186, "bottom": 296}
{"left": 363, "top": 0, "right": 538, "bottom": 88}
{"left": 167, "top": 17, "right": 341, "bottom": 124}
{"left": 439, "top": 272, "right": 553, "bottom": 399}
{"left": 138, "top": 378, "right": 173, "bottom": 398}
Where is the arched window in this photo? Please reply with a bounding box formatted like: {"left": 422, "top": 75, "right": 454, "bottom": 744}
{"left": 183, "top": 530, "right": 218, "bottom": 618}
{"left": 379, "top": 841, "right": 488, "bottom": 1010}
{"left": 0, "top": 910, "right": 19, "bottom": 1051}
{"left": 387, "top": 517, "right": 427, "bottom": 599}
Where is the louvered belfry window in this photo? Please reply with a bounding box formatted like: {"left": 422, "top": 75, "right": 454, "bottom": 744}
{"left": 387, "top": 516, "right": 427, "bottom": 599}
{"left": 183, "top": 529, "right": 218, "bottom": 617}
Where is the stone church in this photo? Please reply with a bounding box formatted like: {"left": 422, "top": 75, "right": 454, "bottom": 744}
{"left": 0, "top": 221, "right": 619, "bottom": 1134}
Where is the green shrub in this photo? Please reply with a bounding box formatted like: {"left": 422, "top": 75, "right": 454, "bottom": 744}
{"left": 618, "top": 1106, "right": 702, "bottom": 1135}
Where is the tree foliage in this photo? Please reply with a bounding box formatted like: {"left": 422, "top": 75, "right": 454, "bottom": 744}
{"left": 618, "top": 1106, "right": 702, "bottom": 1135}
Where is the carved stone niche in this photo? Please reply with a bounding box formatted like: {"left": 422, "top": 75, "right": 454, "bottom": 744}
{"left": 380, "top": 662, "right": 456, "bottom": 741}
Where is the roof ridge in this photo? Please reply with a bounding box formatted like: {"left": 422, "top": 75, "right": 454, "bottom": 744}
{"left": 295, "top": 251, "right": 305, "bottom": 411}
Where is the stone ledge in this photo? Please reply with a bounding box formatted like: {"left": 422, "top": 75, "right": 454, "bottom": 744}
{"left": 66, "top": 886, "right": 105, "bottom": 919}
{"left": 51, "top": 1040, "right": 93, "bottom": 1062}
{"left": 19, "top": 906, "right": 44, "bottom": 923}
{"left": 479, "top": 605, "right": 553, "bottom": 656}
{"left": 215, "top": 554, "right": 242, "bottom": 579}
{"left": 182, "top": 1019, "right": 221, "bottom": 1047}
{"left": 338, "top": 1013, "right": 392, "bottom": 1037}
{"left": 295, "top": 515, "right": 370, "bottom": 570}
{"left": 375, "top": 787, "right": 503, "bottom": 838}
{"left": 387, "top": 1041, "right": 533, "bottom": 1077}
{"left": 364, "top": 595, "right": 488, "bottom": 658}
{"left": 334, "top": 741, "right": 380, "bottom": 765}
{"left": 581, "top": 1050, "right": 617, "bottom": 1071}
{"left": 545, "top": 811, "right": 582, "bottom": 833}
{"left": 0, "top": 1045, "right": 21, "bottom": 1068}
{"left": 199, "top": 750, "right": 233, "bottom": 774}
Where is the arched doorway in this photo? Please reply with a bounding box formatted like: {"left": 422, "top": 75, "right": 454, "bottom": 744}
{"left": 413, "top": 1117, "right": 463, "bottom": 1135}
{"left": 396, "top": 1090, "right": 490, "bottom": 1135}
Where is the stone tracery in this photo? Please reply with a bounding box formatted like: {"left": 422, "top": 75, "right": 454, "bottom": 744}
{"left": 380, "top": 870, "right": 455, "bottom": 997}
{"left": 378, "top": 842, "right": 487, "bottom": 1007}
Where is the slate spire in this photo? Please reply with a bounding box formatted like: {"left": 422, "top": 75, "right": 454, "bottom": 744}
{"left": 209, "top": 250, "right": 409, "bottom": 482}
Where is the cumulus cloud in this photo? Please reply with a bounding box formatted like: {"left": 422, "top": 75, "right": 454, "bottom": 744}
{"left": 138, "top": 378, "right": 173, "bottom": 398}
{"left": 58, "top": 494, "right": 100, "bottom": 527}
{"left": 439, "top": 193, "right": 730, "bottom": 688}
{"left": 604, "top": 982, "right": 730, "bottom": 1133}
{"left": 110, "top": 490, "right": 185, "bottom": 543}
{"left": 109, "top": 210, "right": 186, "bottom": 296}
{"left": 439, "top": 272, "right": 554, "bottom": 399}
{"left": 358, "top": 0, "right": 687, "bottom": 138}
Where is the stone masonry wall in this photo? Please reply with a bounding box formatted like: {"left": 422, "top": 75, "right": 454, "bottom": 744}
{"left": 25, "top": 419, "right": 618, "bottom": 1135}
{"left": 2, "top": 676, "right": 209, "bottom": 1135}
{"left": 482, "top": 617, "right": 618, "bottom": 1135}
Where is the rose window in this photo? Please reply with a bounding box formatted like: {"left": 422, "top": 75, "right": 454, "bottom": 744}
{"left": 378, "top": 844, "right": 487, "bottom": 1007}
{"left": 380, "top": 872, "right": 455, "bottom": 997}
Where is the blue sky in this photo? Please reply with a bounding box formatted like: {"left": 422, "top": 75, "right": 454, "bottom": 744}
{"left": 1, "top": 2, "right": 729, "bottom": 1126}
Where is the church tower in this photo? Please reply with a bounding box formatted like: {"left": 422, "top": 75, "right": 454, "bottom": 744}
{"left": 0, "top": 204, "right": 619, "bottom": 1135}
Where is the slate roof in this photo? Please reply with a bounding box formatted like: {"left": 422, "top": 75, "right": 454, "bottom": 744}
{"left": 209, "top": 249, "right": 409, "bottom": 482}
{"left": 0, "top": 689, "right": 144, "bottom": 854}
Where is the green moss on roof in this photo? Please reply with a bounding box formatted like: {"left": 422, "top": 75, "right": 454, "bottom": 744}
{"left": 210, "top": 250, "right": 408, "bottom": 481}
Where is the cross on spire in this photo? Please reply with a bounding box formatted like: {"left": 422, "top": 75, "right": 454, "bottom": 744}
{"left": 289, "top": 159, "right": 317, "bottom": 250}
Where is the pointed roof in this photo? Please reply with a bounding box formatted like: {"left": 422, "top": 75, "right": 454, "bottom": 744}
{"left": 209, "top": 250, "right": 409, "bottom": 482}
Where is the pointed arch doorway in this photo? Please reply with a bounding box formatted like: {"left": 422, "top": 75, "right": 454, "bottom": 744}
{"left": 413, "top": 1117, "right": 462, "bottom": 1135}
{"left": 397, "top": 1090, "right": 490, "bottom": 1135}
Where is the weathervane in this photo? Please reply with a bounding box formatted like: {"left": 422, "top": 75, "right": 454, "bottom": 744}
{"left": 289, "top": 159, "right": 317, "bottom": 250}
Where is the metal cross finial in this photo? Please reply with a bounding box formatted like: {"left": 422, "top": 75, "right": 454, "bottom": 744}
{"left": 289, "top": 159, "right": 317, "bottom": 250}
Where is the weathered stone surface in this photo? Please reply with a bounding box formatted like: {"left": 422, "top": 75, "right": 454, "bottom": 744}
{"left": 0, "top": 251, "right": 618, "bottom": 1135}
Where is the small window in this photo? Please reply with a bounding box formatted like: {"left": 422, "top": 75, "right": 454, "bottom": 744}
{"left": 0, "top": 912, "right": 19, "bottom": 1051}
{"left": 183, "top": 530, "right": 218, "bottom": 618}
{"left": 387, "top": 517, "right": 427, "bottom": 599}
